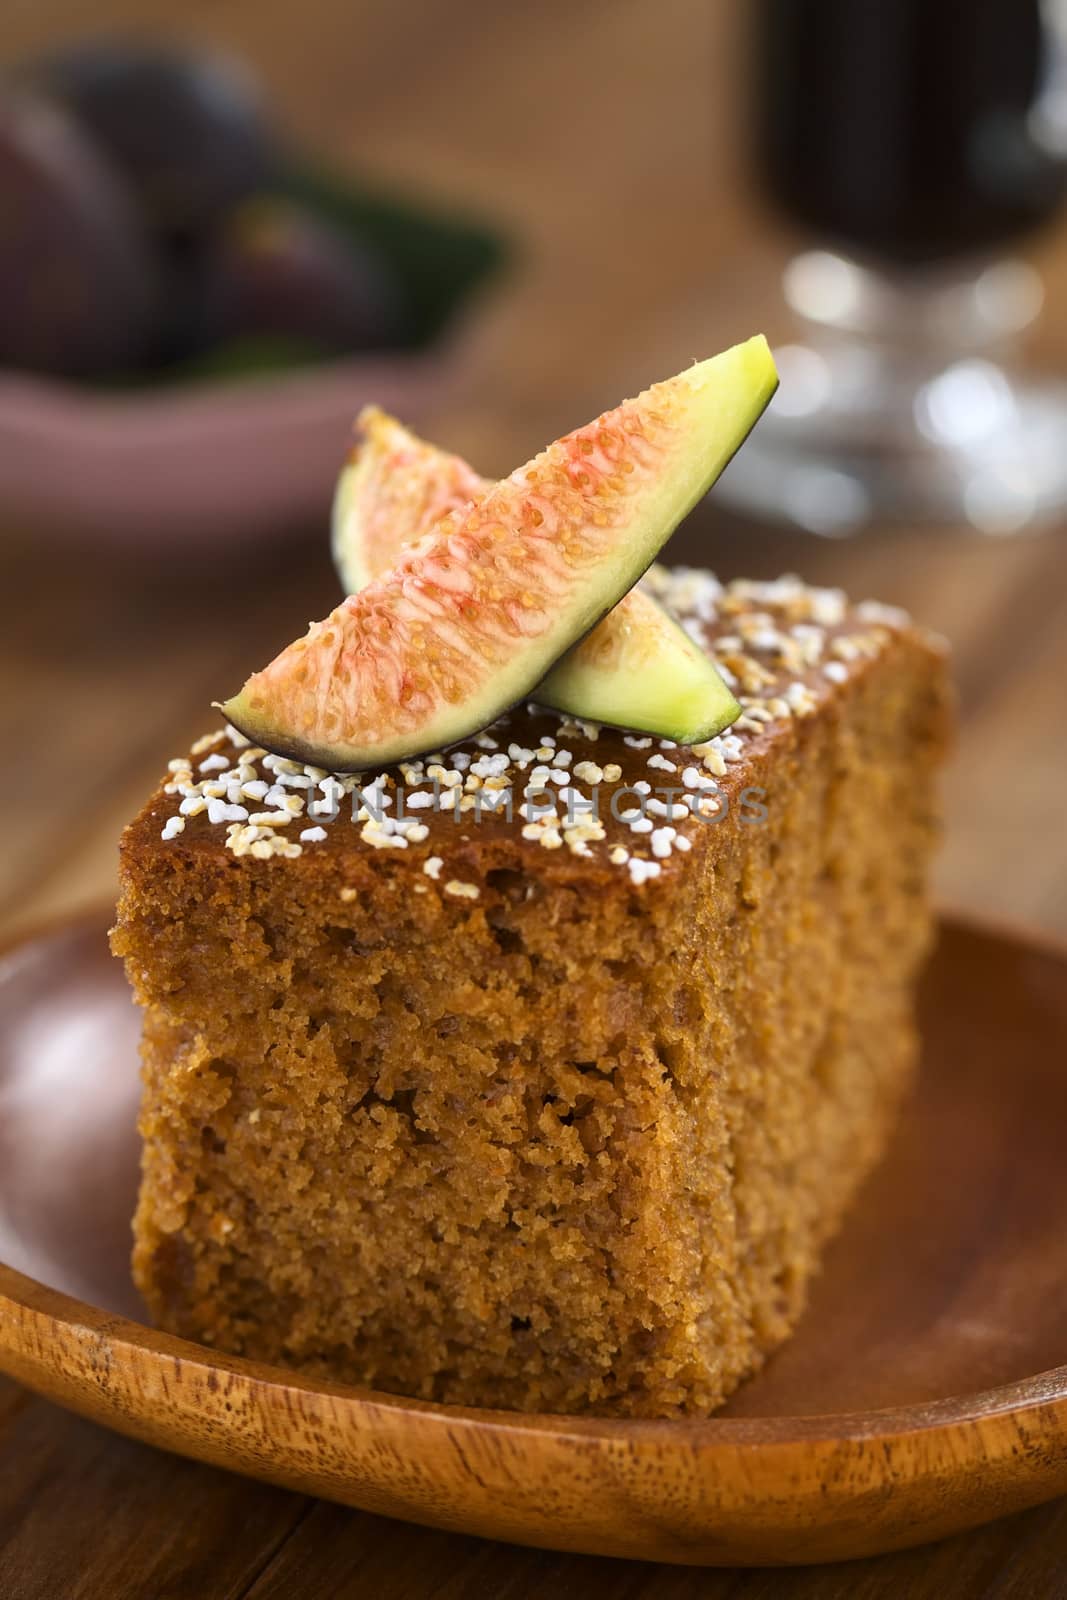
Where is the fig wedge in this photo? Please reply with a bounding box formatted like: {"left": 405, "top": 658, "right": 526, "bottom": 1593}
{"left": 332, "top": 409, "right": 742, "bottom": 741}
{"left": 221, "top": 336, "right": 777, "bottom": 768}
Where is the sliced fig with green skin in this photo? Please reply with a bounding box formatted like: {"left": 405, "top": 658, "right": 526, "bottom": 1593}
{"left": 537, "top": 596, "right": 739, "bottom": 739}
{"left": 332, "top": 406, "right": 486, "bottom": 593}
{"left": 220, "top": 336, "right": 777, "bottom": 770}
{"left": 332, "top": 413, "right": 743, "bottom": 740}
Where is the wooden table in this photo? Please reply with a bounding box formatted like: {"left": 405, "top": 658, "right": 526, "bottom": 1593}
{"left": 1, "top": 1, "right": 1066, "bottom": 1592}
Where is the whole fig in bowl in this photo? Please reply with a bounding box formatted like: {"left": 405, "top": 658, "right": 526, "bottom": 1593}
{"left": 29, "top": 41, "right": 277, "bottom": 241}
{"left": 190, "top": 197, "right": 408, "bottom": 358}
{"left": 0, "top": 90, "right": 159, "bottom": 377}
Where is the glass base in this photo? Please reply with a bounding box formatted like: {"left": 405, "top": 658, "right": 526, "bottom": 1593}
{"left": 716, "top": 251, "right": 1067, "bottom": 536}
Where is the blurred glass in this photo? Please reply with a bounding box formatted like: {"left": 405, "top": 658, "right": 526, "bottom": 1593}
{"left": 720, "top": 0, "right": 1067, "bottom": 535}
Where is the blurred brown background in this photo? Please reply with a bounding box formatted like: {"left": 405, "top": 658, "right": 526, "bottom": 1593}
{"left": 1, "top": 0, "right": 1065, "bottom": 941}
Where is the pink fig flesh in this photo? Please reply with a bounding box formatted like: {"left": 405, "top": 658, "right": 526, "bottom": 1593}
{"left": 222, "top": 337, "right": 777, "bottom": 767}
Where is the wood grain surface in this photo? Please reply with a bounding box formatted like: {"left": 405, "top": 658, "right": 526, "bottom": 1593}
{"left": 2, "top": 1380, "right": 1065, "bottom": 1600}
{"left": 1, "top": 0, "right": 1066, "bottom": 1592}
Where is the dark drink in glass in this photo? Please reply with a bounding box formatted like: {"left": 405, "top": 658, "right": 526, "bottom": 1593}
{"left": 754, "top": 0, "right": 1066, "bottom": 267}
{"left": 713, "top": 0, "right": 1067, "bottom": 536}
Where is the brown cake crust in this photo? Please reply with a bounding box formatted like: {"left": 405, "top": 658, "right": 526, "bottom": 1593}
{"left": 112, "top": 570, "right": 952, "bottom": 1416}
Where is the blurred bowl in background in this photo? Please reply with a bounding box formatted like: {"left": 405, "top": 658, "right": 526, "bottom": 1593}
{"left": 0, "top": 41, "right": 508, "bottom": 549}
{"left": 0, "top": 328, "right": 478, "bottom": 549}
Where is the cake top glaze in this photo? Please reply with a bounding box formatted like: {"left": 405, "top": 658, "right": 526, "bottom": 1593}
{"left": 144, "top": 567, "right": 923, "bottom": 892}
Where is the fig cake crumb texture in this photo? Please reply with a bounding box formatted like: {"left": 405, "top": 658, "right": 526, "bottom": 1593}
{"left": 111, "top": 568, "right": 952, "bottom": 1417}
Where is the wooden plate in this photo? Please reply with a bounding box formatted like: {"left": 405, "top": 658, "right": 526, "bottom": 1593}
{"left": 1, "top": 912, "right": 1065, "bottom": 1566}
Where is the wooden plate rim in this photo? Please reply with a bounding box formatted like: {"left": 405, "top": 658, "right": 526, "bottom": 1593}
{"left": 2, "top": 1256, "right": 1067, "bottom": 1453}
